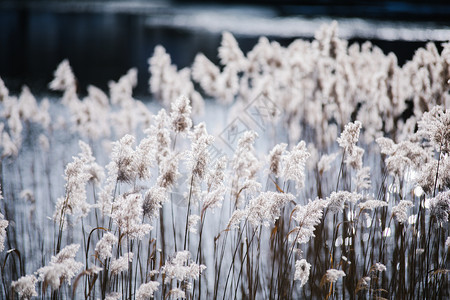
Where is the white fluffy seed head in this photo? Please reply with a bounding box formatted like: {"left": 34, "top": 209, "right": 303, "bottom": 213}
{"left": 0, "top": 212, "right": 8, "bottom": 253}
{"left": 136, "top": 281, "right": 160, "bottom": 300}
{"left": 281, "top": 141, "right": 310, "bottom": 192}
{"left": 95, "top": 232, "right": 117, "bottom": 260}
{"left": 110, "top": 252, "right": 134, "bottom": 275}
{"left": 392, "top": 200, "right": 414, "bottom": 224}
{"left": 11, "top": 275, "right": 38, "bottom": 300}
{"left": 325, "top": 269, "right": 346, "bottom": 283}
{"left": 294, "top": 259, "right": 311, "bottom": 287}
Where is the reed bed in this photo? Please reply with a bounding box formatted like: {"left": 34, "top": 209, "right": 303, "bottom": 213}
{"left": 0, "top": 22, "right": 449, "bottom": 299}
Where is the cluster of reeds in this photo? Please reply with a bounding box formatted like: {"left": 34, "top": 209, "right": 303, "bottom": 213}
{"left": 0, "top": 22, "right": 449, "bottom": 299}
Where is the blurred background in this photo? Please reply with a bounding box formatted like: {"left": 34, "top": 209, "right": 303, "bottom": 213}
{"left": 1, "top": 0, "right": 449, "bottom": 97}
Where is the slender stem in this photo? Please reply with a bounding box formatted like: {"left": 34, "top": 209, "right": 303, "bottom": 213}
{"left": 432, "top": 143, "right": 442, "bottom": 198}
{"left": 233, "top": 227, "right": 258, "bottom": 300}
{"left": 222, "top": 219, "right": 248, "bottom": 300}
{"left": 183, "top": 175, "right": 195, "bottom": 251}
{"left": 336, "top": 150, "right": 346, "bottom": 191}
{"left": 171, "top": 195, "right": 177, "bottom": 252}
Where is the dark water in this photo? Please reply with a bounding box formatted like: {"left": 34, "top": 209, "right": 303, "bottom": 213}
{"left": 0, "top": 6, "right": 437, "bottom": 97}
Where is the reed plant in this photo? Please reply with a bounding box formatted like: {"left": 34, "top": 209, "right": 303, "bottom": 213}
{"left": 0, "top": 22, "right": 449, "bottom": 299}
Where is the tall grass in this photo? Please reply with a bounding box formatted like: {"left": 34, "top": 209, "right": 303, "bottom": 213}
{"left": 0, "top": 22, "right": 449, "bottom": 299}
